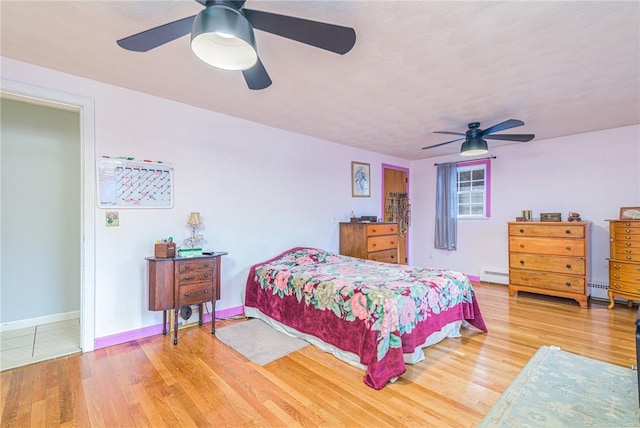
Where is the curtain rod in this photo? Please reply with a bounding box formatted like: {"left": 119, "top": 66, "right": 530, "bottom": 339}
{"left": 434, "top": 155, "right": 496, "bottom": 166}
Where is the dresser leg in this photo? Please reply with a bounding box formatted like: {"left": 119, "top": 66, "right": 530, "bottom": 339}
{"left": 607, "top": 290, "right": 616, "bottom": 309}
{"left": 198, "top": 303, "right": 204, "bottom": 326}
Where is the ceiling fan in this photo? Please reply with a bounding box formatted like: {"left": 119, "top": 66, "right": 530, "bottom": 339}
{"left": 116, "top": 0, "right": 356, "bottom": 90}
{"left": 422, "top": 119, "right": 535, "bottom": 156}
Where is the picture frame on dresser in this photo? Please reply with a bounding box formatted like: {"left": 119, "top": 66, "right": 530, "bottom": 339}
{"left": 620, "top": 207, "right": 640, "bottom": 220}
{"left": 351, "top": 161, "right": 370, "bottom": 197}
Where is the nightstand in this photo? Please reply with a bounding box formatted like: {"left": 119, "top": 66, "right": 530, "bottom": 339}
{"left": 146, "top": 252, "right": 227, "bottom": 345}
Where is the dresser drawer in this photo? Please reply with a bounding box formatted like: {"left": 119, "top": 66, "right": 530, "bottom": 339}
{"left": 610, "top": 264, "right": 640, "bottom": 284}
{"left": 510, "top": 254, "right": 585, "bottom": 275}
{"left": 510, "top": 270, "right": 585, "bottom": 294}
{"left": 176, "top": 258, "right": 215, "bottom": 274}
{"left": 178, "top": 282, "right": 213, "bottom": 306}
{"left": 612, "top": 222, "right": 640, "bottom": 234}
{"left": 509, "top": 237, "right": 585, "bottom": 256}
{"left": 367, "top": 235, "right": 398, "bottom": 252}
{"left": 509, "top": 223, "right": 585, "bottom": 238}
{"left": 176, "top": 269, "right": 213, "bottom": 285}
{"left": 367, "top": 224, "right": 398, "bottom": 236}
{"left": 609, "top": 280, "right": 640, "bottom": 296}
{"left": 610, "top": 261, "right": 640, "bottom": 275}
{"left": 368, "top": 249, "right": 398, "bottom": 263}
{"left": 611, "top": 249, "right": 640, "bottom": 262}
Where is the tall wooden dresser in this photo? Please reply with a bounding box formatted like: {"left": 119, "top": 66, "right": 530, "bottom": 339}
{"left": 339, "top": 222, "right": 400, "bottom": 264}
{"left": 607, "top": 219, "right": 640, "bottom": 309}
{"left": 508, "top": 221, "right": 590, "bottom": 308}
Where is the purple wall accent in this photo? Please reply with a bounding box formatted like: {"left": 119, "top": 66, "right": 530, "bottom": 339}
{"left": 93, "top": 305, "right": 245, "bottom": 350}
{"left": 456, "top": 159, "right": 492, "bottom": 217}
{"left": 381, "top": 163, "right": 411, "bottom": 263}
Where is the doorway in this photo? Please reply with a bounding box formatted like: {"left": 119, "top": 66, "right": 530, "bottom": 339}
{"left": 1, "top": 79, "right": 96, "bottom": 356}
{"left": 382, "top": 164, "right": 409, "bottom": 264}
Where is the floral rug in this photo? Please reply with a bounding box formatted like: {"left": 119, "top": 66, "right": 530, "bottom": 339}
{"left": 480, "top": 345, "right": 640, "bottom": 427}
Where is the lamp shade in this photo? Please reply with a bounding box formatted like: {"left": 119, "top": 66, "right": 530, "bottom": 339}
{"left": 187, "top": 212, "right": 201, "bottom": 226}
{"left": 460, "top": 137, "right": 488, "bottom": 156}
{"left": 190, "top": 5, "right": 258, "bottom": 71}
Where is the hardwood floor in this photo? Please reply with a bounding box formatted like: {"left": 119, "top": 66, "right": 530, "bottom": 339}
{"left": 1, "top": 283, "right": 637, "bottom": 427}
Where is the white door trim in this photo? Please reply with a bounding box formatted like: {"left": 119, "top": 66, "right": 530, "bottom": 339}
{"left": 1, "top": 79, "right": 96, "bottom": 352}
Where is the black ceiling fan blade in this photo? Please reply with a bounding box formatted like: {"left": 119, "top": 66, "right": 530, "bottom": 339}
{"left": 434, "top": 131, "right": 466, "bottom": 136}
{"left": 117, "top": 15, "right": 196, "bottom": 52}
{"left": 422, "top": 138, "right": 465, "bottom": 150}
{"left": 243, "top": 9, "right": 356, "bottom": 54}
{"left": 242, "top": 57, "right": 272, "bottom": 90}
{"left": 485, "top": 134, "right": 535, "bottom": 142}
{"left": 481, "top": 119, "right": 525, "bottom": 136}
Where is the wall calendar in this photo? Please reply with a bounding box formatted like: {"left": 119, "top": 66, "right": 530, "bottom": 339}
{"left": 97, "top": 157, "right": 173, "bottom": 208}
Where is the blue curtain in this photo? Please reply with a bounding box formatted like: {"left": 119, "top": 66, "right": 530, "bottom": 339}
{"left": 434, "top": 162, "right": 457, "bottom": 250}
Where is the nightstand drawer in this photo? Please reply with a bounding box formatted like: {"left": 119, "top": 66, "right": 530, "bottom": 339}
{"left": 178, "top": 282, "right": 213, "bottom": 306}
{"left": 177, "top": 269, "right": 213, "bottom": 285}
{"left": 176, "top": 258, "right": 214, "bottom": 273}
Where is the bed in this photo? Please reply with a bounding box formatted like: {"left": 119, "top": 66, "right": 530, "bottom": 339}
{"left": 243, "top": 247, "right": 487, "bottom": 389}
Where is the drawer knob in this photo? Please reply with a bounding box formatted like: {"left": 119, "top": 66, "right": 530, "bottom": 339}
{"left": 636, "top": 267, "right": 640, "bottom": 272}
{"left": 614, "top": 283, "right": 622, "bottom": 289}
{"left": 626, "top": 222, "right": 632, "bottom": 226}
{"left": 372, "top": 243, "right": 377, "bottom": 247}
{"left": 566, "top": 264, "right": 572, "bottom": 269}
{"left": 565, "top": 229, "right": 571, "bottom": 234}
{"left": 520, "top": 260, "right": 525, "bottom": 265}
{"left": 204, "top": 289, "right": 209, "bottom": 294}
{"left": 184, "top": 265, "right": 190, "bottom": 270}
{"left": 626, "top": 236, "right": 631, "bottom": 239}
{"left": 204, "top": 263, "right": 210, "bottom": 267}
{"left": 626, "top": 249, "right": 632, "bottom": 253}
{"left": 626, "top": 229, "right": 631, "bottom": 233}
{"left": 565, "top": 246, "right": 572, "bottom": 251}
{"left": 627, "top": 256, "right": 633, "bottom": 260}
{"left": 390, "top": 241, "right": 395, "bottom": 245}
{"left": 371, "top": 228, "right": 377, "bottom": 233}
{"left": 184, "top": 276, "right": 191, "bottom": 280}
{"left": 204, "top": 273, "right": 209, "bottom": 278}
{"left": 519, "top": 244, "right": 525, "bottom": 248}
{"left": 636, "top": 277, "right": 640, "bottom": 282}
{"left": 184, "top": 292, "right": 190, "bottom": 296}
{"left": 614, "top": 264, "right": 621, "bottom": 270}
{"left": 627, "top": 242, "right": 632, "bottom": 247}
{"left": 565, "top": 282, "right": 571, "bottom": 287}
{"left": 614, "top": 274, "right": 621, "bottom": 279}
{"left": 519, "top": 228, "right": 524, "bottom": 233}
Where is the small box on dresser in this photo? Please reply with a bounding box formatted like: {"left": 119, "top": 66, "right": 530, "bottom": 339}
{"left": 607, "top": 219, "right": 640, "bottom": 309}
{"left": 508, "top": 221, "right": 590, "bottom": 308}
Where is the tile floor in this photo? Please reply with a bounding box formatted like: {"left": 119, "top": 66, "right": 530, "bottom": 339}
{"left": 0, "top": 318, "right": 81, "bottom": 371}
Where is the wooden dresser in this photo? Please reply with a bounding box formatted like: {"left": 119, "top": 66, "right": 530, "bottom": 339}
{"left": 607, "top": 220, "right": 640, "bottom": 309}
{"left": 339, "top": 222, "right": 400, "bottom": 264}
{"left": 146, "top": 252, "right": 226, "bottom": 345}
{"left": 508, "top": 222, "right": 590, "bottom": 308}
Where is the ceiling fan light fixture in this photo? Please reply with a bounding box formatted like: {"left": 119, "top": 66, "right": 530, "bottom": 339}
{"left": 460, "top": 137, "right": 488, "bottom": 156}
{"left": 191, "top": 5, "right": 258, "bottom": 71}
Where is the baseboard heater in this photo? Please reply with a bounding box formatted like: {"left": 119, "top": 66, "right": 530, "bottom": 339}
{"left": 480, "top": 268, "right": 509, "bottom": 285}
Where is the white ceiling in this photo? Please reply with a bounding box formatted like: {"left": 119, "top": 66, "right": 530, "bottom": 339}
{"left": 1, "top": 1, "right": 638, "bottom": 160}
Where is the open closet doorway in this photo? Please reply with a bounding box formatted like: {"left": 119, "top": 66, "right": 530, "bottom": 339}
{"left": 1, "top": 80, "right": 96, "bottom": 369}
{"left": 382, "top": 164, "right": 410, "bottom": 264}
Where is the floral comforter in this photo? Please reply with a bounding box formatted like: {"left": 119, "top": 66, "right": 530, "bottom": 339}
{"left": 244, "top": 247, "right": 487, "bottom": 389}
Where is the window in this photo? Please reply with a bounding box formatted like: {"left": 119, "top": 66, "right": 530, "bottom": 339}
{"left": 457, "top": 159, "right": 491, "bottom": 219}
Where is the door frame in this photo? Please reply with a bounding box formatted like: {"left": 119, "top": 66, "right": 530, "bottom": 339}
{"left": 1, "top": 79, "right": 96, "bottom": 352}
{"left": 381, "top": 163, "right": 410, "bottom": 264}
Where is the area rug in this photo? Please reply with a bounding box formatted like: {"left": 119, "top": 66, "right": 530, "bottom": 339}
{"left": 479, "top": 346, "right": 639, "bottom": 427}
{"left": 215, "top": 319, "right": 309, "bottom": 366}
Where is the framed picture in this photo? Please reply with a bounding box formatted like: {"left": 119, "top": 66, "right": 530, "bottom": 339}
{"left": 351, "top": 161, "right": 370, "bottom": 197}
{"left": 620, "top": 207, "right": 640, "bottom": 220}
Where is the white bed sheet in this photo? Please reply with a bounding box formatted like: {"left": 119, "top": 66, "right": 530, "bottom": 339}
{"left": 243, "top": 306, "right": 463, "bottom": 370}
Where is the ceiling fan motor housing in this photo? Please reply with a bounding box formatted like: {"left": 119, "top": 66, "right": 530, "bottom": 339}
{"left": 191, "top": 3, "right": 258, "bottom": 71}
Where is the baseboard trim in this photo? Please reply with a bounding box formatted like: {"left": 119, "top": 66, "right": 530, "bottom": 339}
{"left": 93, "top": 305, "right": 245, "bottom": 350}
{"left": 0, "top": 310, "right": 80, "bottom": 332}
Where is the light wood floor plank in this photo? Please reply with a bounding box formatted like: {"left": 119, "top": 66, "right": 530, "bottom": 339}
{"left": 1, "top": 283, "right": 637, "bottom": 427}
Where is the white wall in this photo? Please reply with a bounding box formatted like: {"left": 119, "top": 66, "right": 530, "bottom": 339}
{"left": 409, "top": 125, "right": 640, "bottom": 299}
{"left": 0, "top": 58, "right": 409, "bottom": 339}
{"left": 1, "top": 98, "right": 81, "bottom": 323}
